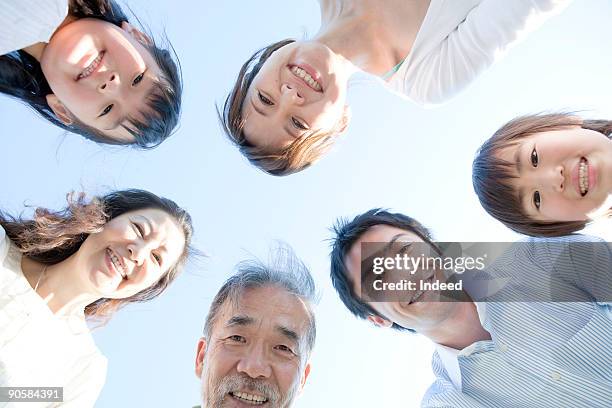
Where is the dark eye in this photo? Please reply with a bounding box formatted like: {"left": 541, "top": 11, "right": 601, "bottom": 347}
{"left": 291, "top": 117, "right": 308, "bottom": 131}
{"left": 258, "top": 91, "right": 273, "bottom": 106}
{"left": 99, "top": 104, "right": 114, "bottom": 117}
{"left": 132, "top": 73, "right": 145, "bottom": 86}
{"left": 398, "top": 243, "right": 412, "bottom": 255}
{"left": 152, "top": 253, "right": 162, "bottom": 265}
{"left": 530, "top": 147, "right": 538, "bottom": 167}
{"left": 533, "top": 191, "right": 541, "bottom": 210}
{"left": 132, "top": 222, "right": 144, "bottom": 237}
{"left": 228, "top": 335, "right": 246, "bottom": 343}
{"left": 275, "top": 344, "right": 294, "bottom": 354}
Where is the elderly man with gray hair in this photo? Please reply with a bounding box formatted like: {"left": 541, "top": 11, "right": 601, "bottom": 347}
{"left": 194, "top": 246, "right": 317, "bottom": 408}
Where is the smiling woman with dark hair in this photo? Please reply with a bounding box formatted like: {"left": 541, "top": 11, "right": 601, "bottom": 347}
{"left": 0, "top": 0, "right": 182, "bottom": 147}
{"left": 221, "top": 0, "right": 571, "bottom": 176}
{"left": 0, "top": 189, "right": 193, "bottom": 405}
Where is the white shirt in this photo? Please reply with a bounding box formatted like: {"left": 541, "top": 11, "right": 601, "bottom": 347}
{"left": 0, "top": 0, "right": 68, "bottom": 55}
{"left": 0, "top": 226, "right": 107, "bottom": 407}
{"left": 386, "top": 0, "right": 572, "bottom": 105}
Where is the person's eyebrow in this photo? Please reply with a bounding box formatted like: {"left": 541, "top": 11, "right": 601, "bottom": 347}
{"left": 226, "top": 315, "right": 255, "bottom": 327}
{"left": 512, "top": 144, "right": 531, "bottom": 212}
{"left": 383, "top": 233, "right": 411, "bottom": 256}
{"left": 514, "top": 143, "right": 523, "bottom": 176}
{"left": 134, "top": 215, "right": 155, "bottom": 234}
{"left": 275, "top": 325, "right": 299, "bottom": 344}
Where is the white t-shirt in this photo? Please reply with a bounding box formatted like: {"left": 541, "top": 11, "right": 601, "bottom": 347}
{"left": 0, "top": 226, "right": 107, "bottom": 408}
{"left": 385, "top": 0, "right": 572, "bottom": 105}
{"left": 0, "top": 0, "right": 68, "bottom": 55}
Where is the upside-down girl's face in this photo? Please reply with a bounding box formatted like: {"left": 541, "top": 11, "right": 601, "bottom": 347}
{"left": 241, "top": 41, "right": 349, "bottom": 151}
{"left": 40, "top": 19, "right": 162, "bottom": 143}
{"left": 497, "top": 127, "right": 612, "bottom": 222}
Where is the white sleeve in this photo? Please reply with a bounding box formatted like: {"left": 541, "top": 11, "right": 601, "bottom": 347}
{"left": 0, "top": 0, "right": 69, "bottom": 55}
{"left": 0, "top": 225, "right": 9, "bottom": 264}
{"left": 58, "top": 354, "right": 108, "bottom": 408}
{"left": 405, "top": 0, "right": 572, "bottom": 105}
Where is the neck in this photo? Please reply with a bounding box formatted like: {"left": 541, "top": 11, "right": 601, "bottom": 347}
{"left": 315, "top": 0, "right": 429, "bottom": 75}
{"left": 423, "top": 302, "right": 491, "bottom": 350}
{"left": 315, "top": 0, "right": 401, "bottom": 74}
{"left": 21, "top": 15, "right": 78, "bottom": 61}
{"left": 22, "top": 256, "right": 99, "bottom": 317}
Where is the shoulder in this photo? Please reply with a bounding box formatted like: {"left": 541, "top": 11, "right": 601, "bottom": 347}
{"left": 0, "top": 0, "right": 69, "bottom": 54}
{"left": 0, "top": 224, "right": 12, "bottom": 266}
{"left": 2, "top": 0, "right": 68, "bottom": 24}
{"left": 62, "top": 348, "right": 108, "bottom": 405}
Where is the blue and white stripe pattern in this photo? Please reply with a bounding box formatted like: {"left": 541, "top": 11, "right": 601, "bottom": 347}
{"left": 422, "top": 235, "right": 612, "bottom": 408}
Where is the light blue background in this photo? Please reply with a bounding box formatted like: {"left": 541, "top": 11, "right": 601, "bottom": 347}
{"left": 1, "top": 1, "right": 611, "bottom": 407}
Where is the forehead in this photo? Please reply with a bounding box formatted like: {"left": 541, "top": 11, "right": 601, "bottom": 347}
{"left": 214, "top": 285, "right": 311, "bottom": 336}
{"left": 345, "top": 225, "right": 425, "bottom": 294}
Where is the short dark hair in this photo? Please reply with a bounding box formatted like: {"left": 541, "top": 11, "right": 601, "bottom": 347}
{"left": 472, "top": 112, "right": 612, "bottom": 237}
{"left": 329, "top": 209, "right": 439, "bottom": 332}
{"left": 0, "top": 0, "right": 182, "bottom": 148}
{"left": 219, "top": 39, "right": 345, "bottom": 176}
{"left": 203, "top": 245, "right": 317, "bottom": 356}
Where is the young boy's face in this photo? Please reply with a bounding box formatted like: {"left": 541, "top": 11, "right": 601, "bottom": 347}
{"left": 497, "top": 127, "right": 612, "bottom": 221}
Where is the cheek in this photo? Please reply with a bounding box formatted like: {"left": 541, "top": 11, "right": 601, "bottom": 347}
{"left": 54, "top": 84, "right": 95, "bottom": 115}
{"left": 274, "top": 363, "right": 302, "bottom": 395}
{"left": 544, "top": 196, "right": 589, "bottom": 220}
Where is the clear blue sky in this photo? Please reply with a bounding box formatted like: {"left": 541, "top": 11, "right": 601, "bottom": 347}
{"left": 1, "top": 1, "right": 611, "bottom": 407}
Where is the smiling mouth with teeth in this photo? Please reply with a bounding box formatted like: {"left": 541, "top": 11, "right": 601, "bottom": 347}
{"left": 76, "top": 51, "right": 105, "bottom": 81}
{"left": 290, "top": 65, "right": 322, "bottom": 92}
{"left": 107, "top": 248, "right": 127, "bottom": 279}
{"left": 230, "top": 391, "right": 268, "bottom": 405}
{"left": 579, "top": 157, "right": 589, "bottom": 196}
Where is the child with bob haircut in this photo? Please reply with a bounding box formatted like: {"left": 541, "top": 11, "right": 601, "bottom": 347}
{"left": 0, "top": 0, "right": 182, "bottom": 147}
{"left": 472, "top": 112, "right": 612, "bottom": 237}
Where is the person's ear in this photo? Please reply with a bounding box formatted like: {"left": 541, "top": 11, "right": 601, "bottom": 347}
{"left": 195, "top": 337, "right": 207, "bottom": 378}
{"left": 121, "top": 21, "right": 153, "bottom": 46}
{"left": 299, "top": 362, "right": 311, "bottom": 392}
{"left": 367, "top": 315, "right": 393, "bottom": 328}
{"left": 45, "top": 94, "right": 73, "bottom": 125}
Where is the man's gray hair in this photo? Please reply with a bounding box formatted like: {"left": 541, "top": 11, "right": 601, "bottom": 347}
{"left": 203, "top": 245, "right": 317, "bottom": 355}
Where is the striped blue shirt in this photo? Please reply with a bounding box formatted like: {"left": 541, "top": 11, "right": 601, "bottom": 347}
{"left": 422, "top": 236, "right": 612, "bottom": 408}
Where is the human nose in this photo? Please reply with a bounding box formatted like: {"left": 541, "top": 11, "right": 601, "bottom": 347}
{"left": 98, "top": 72, "right": 120, "bottom": 93}
{"left": 236, "top": 344, "right": 272, "bottom": 379}
{"left": 127, "top": 240, "right": 150, "bottom": 266}
{"left": 537, "top": 165, "right": 565, "bottom": 192}
{"left": 280, "top": 83, "right": 304, "bottom": 106}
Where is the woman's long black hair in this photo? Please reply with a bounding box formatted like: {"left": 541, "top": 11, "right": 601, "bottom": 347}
{"left": 0, "top": 0, "right": 182, "bottom": 148}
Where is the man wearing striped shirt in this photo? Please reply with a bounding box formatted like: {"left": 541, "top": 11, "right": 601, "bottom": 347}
{"left": 329, "top": 209, "right": 611, "bottom": 408}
